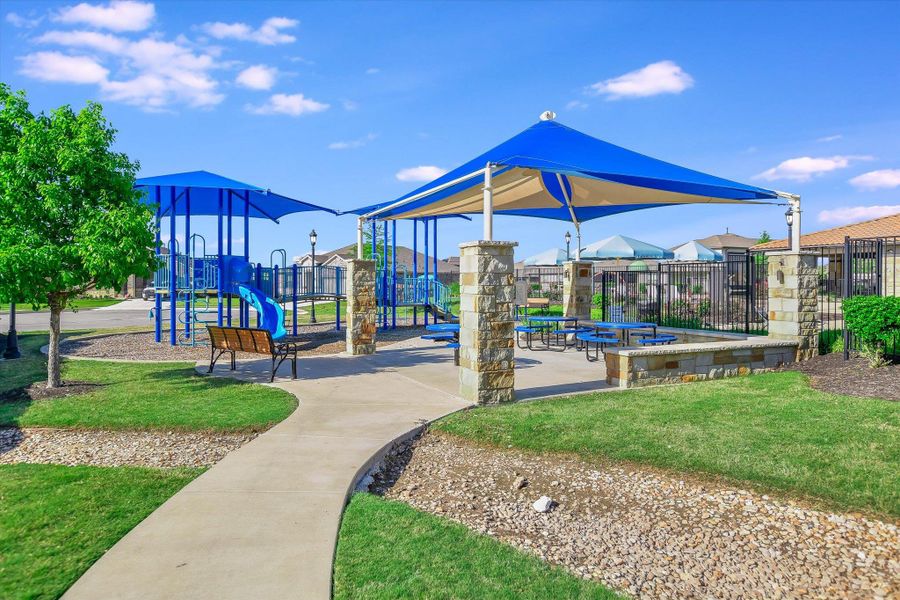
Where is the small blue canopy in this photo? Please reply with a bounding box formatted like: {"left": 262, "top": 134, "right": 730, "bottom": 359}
{"left": 582, "top": 235, "right": 674, "bottom": 260}
{"left": 672, "top": 240, "right": 723, "bottom": 261}
{"left": 349, "top": 119, "right": 778, "bottom": 223}
{"left": 135, "top": 170, "right": 337, "bottom": 222}
{"left": 522, "top": 247, "right": 568, "bottom": 266}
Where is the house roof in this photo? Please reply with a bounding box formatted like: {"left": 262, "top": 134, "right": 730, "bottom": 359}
{"left": 694, "top": 232, "right": 758, "bottom": 250}
{"left": 296, "top": 244, "right": 460, "bottom": 273}
{"left": 751, "top": 212, "right": 900, "bottom": 250}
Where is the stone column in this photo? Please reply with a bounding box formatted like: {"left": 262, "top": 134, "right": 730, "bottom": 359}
{"left": 766, "top": 251, "right": 818, "bottom": 360}
{"left": 345, "top": 259, "right": 377, "bottom": 355}
{"left": 458, "top": 241, "right": 517, "bottom": 405}
{"left": 562, "top": 260, "right": 593, "bottom": 320}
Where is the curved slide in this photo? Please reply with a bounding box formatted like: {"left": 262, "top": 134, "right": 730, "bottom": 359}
{"left": 237, "top": 284, "right": 287, "bottom": 340}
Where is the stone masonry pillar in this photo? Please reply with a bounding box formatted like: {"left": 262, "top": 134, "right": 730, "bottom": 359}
{"left": 345, "top": 259, "right": 377, "bottom": 355}
{"left": 563, "top": 260, "right": 593, "bottom": 320}
{"left": 766, "top": 251, "right": 818, "bottom": 360}
{"left": 458, "top": 241, "right": 517, "bottom": 405}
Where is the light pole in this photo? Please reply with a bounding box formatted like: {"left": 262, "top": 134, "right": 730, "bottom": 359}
{"left": 3, "top": 302, "right": 20, "bottom": 360}
{"left": 309, "top": 229, "right": 317, "bottom": 324}
{"left": 565, "top": 231, "right": 572, "bottom": 261}
{"left": 785, "top": 207, "right": 794, "bottom": 247}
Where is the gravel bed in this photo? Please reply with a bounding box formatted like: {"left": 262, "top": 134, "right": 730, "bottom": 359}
{"left": 786, "top": 353, "right": 900, "bottom": 401}
{"left": 0, "top": 427, "right": 256, "bottom": 468}
{"left": 59, "top": 325, "right": 427, "bottom": 362}
{"left": 370, "top": 431, "right": 899, "bottom": 600}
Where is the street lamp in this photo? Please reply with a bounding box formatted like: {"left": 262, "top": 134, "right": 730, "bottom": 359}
{"left": 565, "top": 231, "right": 571, "bottom": 261}
{"left": 785, "top": 207, "right": 794, "bottom": 246}
{"left": 309, "top": 229, "right": 317, "bottom": 324}
{"left": 3, "top": 301, "right": 21, "bottom": 360}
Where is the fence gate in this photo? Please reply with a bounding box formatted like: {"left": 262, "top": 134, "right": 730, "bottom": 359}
{"left": 842, "top": 236, "right": 899, "bottom": 358}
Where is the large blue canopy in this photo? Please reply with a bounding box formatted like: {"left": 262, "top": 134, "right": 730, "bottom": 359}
{"left": 348, "top": 119, "right": 778, "bottom": 223}
{"left": 135, "top": 170, "right": 336, "bottom": 222}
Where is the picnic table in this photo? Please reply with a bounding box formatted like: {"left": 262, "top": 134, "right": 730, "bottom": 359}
{"left": 423, "top": 323, "right": 460, "bottom": 365}
{"left": 525, "top": 316, "right": 590, "bottom": 350}
{"left": 593, "top": 321, "right": 657, "bottom": 345}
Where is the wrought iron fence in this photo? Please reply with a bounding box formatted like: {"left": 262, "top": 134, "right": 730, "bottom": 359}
{"left": 841, "top": 236, "right": 900, "bottom": 358}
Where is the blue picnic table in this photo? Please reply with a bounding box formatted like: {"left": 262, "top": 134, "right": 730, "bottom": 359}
{"left": 593, "top": 321, "right": 657, "bottom": 344}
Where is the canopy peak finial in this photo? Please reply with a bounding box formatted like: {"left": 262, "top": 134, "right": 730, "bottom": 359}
{"left": 539, "top": 110, "right": 556, "bottom": 121}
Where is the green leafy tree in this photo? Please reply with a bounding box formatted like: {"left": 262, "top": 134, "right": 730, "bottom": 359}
{"left": 757, "top": 230, "right": 772, "bottom": 244}
{"left": 362, "top": 220, "right": 393, "bottom": 266}
{"left": 0, "top": 85, "right": 156, "bottom": 388}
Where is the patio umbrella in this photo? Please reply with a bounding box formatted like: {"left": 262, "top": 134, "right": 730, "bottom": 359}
{"left": 522, "top": 248, "right": 568, "bottom": 266}
{"left": 581, "top": 235, "right": 674, "bottom": 260}
{"left": 672, "top": 240, "right": 722, "bottom": 261}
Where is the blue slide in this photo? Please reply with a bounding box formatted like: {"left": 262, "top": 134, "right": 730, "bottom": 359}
{"left": 237, "top": 284, "right": 287, "bottom": 340}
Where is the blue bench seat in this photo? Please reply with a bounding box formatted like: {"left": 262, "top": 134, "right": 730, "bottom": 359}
{"left": 422, "top": 332, "right": 455, "bottom": 341}
{"left": 446, "top": 342, "right": 460, "bottom": 349}
{"left": 636, "top": 334, "right": 678, "bottom": 345}
{"left": 575, "top": 332, "right": 620, "bottom": 344}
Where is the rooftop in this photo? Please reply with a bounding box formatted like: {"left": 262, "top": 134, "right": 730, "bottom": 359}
{"left": 751, "top": 212, "right": 900, "bottom": 250}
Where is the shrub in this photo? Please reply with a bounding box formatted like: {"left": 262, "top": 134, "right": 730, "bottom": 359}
{"left": 843, "top": 296, "right": 900, "bottom": 366}
{"left": 591, "top": 293, "right": 604, "bottom": 307}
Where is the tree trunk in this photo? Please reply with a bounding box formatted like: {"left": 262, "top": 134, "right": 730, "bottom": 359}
{"left": 47, "top": 300, "right": 62, "bottom": 389}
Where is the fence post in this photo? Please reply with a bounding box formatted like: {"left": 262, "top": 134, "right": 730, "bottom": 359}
{"left": 745, "top": 253, "right": 751, "bottom": 334}
{"left": 601, "top": 271, "right": 608, "bottom": 320}
{"left": 843, "top": 236, "right": 851, "bottom": 360}
{"left": 656, "top": 263, "right": 663, "bottom": 325}
{"left": 292, "top": 264, "right": 298, "bottom": 336}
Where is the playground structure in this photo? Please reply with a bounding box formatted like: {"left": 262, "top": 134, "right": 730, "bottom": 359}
{"left": 135, "top": 171, "right": 456, "bottom": 346}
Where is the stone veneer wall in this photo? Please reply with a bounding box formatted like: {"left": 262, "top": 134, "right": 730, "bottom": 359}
{"left": 345, "top": 259, "right": 377, "bottom": 355}
{"left": 562, "top": 261, "right": 593, "bottom": 320}
{"left": 766, "top": 252, "right": 818, "bottom": 360}
{"left": 458, "top": 241, "right": 517, "bottom": 405}
{"left": 605, "top": 339, "right": 799, "bottom": 389}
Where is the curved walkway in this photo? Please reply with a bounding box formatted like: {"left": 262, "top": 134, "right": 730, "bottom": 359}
{"left": 63, "top": 338, "right": 607, "bottom": 599}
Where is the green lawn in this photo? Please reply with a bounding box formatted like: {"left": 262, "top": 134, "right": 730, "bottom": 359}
{"left": 0, "top": 298, "right": 122, "bottom": 312}
{"left": 435, "top": 372, "right": 900, "bottom": 518}
{"left": 0, "top": 332, "right": 297, "bottom": 431}
{"left": 333, "top": 493, "right": 620, "bottom": 600}
{"left": 0, "top": 464, "right": 201, "bottom": 600}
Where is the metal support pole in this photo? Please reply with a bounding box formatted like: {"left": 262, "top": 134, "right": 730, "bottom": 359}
{"left": 217, "top": 189, "right": 224, "bottom": 326}
{"left": 356, "top": 218, "right": 364, "bottom": 259}
{"left": 483, "top": 162, "right": 493, "bottom": 241}
{"left": 790, "top": 196, "right": 802, "bottom": 253}
{"left": 292, "top": 263, "right": 298, "bottom": 335}
{"left": 184, "top": 189, "right": 192, "bottom": 340}
{"left": 433, "top": 218, "right": 438, "bottom": 319}
{"left": 255, "top": 263, "right": 262, "bottom": 327}
{"left": 154, "top": 193, "right": 162, "bottom": 343}
{"left": 3, "top": 302, "right": 20, "bottom": 359}
{"left": 226, "top": 191, "right": 233, "bottom": 327}
{"left": 383, "top": 219, "right": 388, "bottom": 328}
{"left": 311, "top": 240, "right": 317, "bottom": 324}
{"left": 424, "top": 216, "right": 430, "bottom": 326}
{"left": 244, "top": 196, "right": 250, "bottom": 328}
{"left": 391, "top": 220, "right": 397, "bottom": 329}
{"left": 843, "top": 235, "right": 851, "bottom": 360}
{"left": 413, "top": 218, "right": 418, "bottom": 326}
{"left": 169, "top": 187, "right": 177, "bottom": 346}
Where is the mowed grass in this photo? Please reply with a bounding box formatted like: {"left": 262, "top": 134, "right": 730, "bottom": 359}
{"left": 0, "top": 332, "right": 297, "bottom": 431}
{"left": 435, "top": 372, "right": 900, "bottom": 517}
{"left": 0, "top": 464, "right": 200, "bottom": 600}
{"left": 333, "top": 493, "right": 620, "bottom": 600}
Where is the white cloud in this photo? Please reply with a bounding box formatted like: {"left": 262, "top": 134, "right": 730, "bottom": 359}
{"left": 30, "top": 31, "right": 223, "bottom": 110}
{"left": 36, "top": 29, "right": 128, "bottom": 53}
{"left": 818, "top": 205, "right": 900, "bottom": 225}
{"left": 328, "top": 133, "right": 377, "bottom": 150}
{"left": 396, "top": 165, "right": 447, "bottom": 182}
{"left": 589, "top": 60, "right": 693, "bottom": 100}
{"left": 365, "top": 67, "right": 380, "bottom": 75}
{"left": 565, "top": 100, "right": 588, "bottom": 110}
{"left": 236, "top": 64, "right": 277, "bottom": 90}
{"left": 55, "top": 0, "right": 155, "bottom": 32}
{"left": 6, "top": 12, "right": 42, "bottom": 28}
{"left": 849, "top": 169, "right": 900, "bottom": 191}
{"left": 19, "top": 51, "right": 109, "bottom": 84}
{"left": 246, "top": 93, "right": 329, "bottom": 116}
{"left": 201, "top": 16, "right": 298, "bottom": 45}
{"left": 817, "top": 134, "right": 842, "bottom": 143}
{"left": 754, "top": 155, "right": 873, "bottom": 182}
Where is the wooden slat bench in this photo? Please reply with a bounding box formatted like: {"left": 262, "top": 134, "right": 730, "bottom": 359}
{"left": 206, "top": 325, "right": 302, "bottom": 382}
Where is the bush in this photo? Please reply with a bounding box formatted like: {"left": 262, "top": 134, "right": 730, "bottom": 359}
{"left": 818, "top": 329, "right": 843, "bottom": 355}
{"left": 592, "top": 293, "right": 604, "bottom": 307}
{"left": 843, "top": 296, "right": 900, "bottom": 365}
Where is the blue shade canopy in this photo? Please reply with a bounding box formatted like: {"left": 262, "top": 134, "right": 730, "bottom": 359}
{"left": 582, "top": 235, "right": 674, "bottom": 259}
{"left": 349, "top": 119, "right": 778, "bottom": 223}
{"left": 522, "top": 247, "right": 568, "bottom": 266}
{"left": 135, "top": 170, "right": 337, "bottom": 222}
{"left": 672, "top": 240, "right": 722, "bottom": 261}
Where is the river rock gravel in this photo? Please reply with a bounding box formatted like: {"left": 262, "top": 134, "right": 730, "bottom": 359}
{"left": 0, "top": 427, "right": 256, "bottom": 468}
{"left": 372, "top": 431, "right": 900, "bottom": 600}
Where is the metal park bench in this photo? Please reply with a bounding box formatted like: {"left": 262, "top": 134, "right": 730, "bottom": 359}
{"left": 206, "top": 325, "right": 302, "bottom": 382}
{"left": 635, "top": 334, "right": 678, "bottom": 346}
{"left": 575, "top": 331, "right": 621, "bottom": 362}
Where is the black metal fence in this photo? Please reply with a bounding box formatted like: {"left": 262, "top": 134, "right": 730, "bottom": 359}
{"left": 515, "top": 257, "right": 768, "bottom": 334}
{"left": 841, "top": 236, "right": 899, "bottom": 358}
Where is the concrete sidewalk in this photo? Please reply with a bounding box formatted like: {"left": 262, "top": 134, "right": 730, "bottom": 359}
{"left": 63, "top": 338, "right": 608, "bottom": 600}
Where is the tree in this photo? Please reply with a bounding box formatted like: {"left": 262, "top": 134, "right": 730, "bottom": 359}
{"left": 361, "top": 220, "right": 393, "bottom": 266}
{"left": 0, "top": 85, "right": 157, "bottom": 388}
{"left": 757, "top": 230, "right": 772, "bottom": 244}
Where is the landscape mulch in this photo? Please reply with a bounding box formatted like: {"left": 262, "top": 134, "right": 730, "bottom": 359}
{"left": 786, "top": 353, "right": 900, "bottom": 401}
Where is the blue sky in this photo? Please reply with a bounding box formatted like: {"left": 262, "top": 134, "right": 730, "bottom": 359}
{"left": 2, "top": 0, "right": 899, "bottom": 263}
